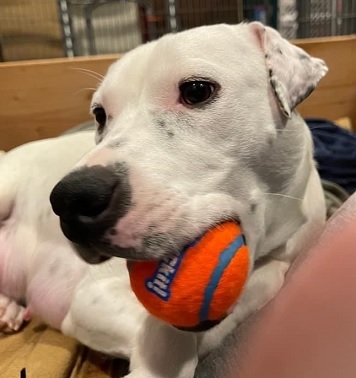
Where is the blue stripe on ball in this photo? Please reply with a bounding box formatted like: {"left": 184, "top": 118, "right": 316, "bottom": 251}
{"left": 199, "top": 235, "right": 245, "bottom": 322}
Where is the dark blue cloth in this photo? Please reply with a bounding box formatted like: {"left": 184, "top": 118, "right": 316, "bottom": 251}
{"left": 306, "top": 119, "right": 356, "bottom": 194}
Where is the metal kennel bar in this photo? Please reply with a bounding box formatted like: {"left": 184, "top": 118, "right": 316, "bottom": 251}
{"left": 297, "top": 0, "right": 356, "bottom": 38}
{"left": 0, "top": 0, "right": 355, "bottom": 61}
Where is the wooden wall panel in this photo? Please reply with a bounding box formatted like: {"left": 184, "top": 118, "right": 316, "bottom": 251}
{"left": 0, "top": 35, "right": 355, "bottom": 151}
{"left": 296, "top": 35, "right": 356, "bottom": 126}
{"left": 0, "top": 55, "right": 120, "bottom": 151}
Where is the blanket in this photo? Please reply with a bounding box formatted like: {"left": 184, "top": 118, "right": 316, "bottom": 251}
{"left": 0, "top": 319, "right": 128, "bottom": 378}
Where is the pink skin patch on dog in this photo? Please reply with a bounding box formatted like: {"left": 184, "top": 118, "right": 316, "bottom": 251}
{"left": 0, "top": 228, "right": 27, "bottom": 301}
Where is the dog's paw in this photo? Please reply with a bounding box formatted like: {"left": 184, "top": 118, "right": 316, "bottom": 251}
{"left": 256, "top": 260, "right": 290, "bottom": 304}
{"left": 230, "top": 259, "right": 290, "bottom": 322}
{"left": 269, "top": 260, "right": 290, "bottom": 295}
{"left": 259, "top": 259, "right": 290, "bottom": 298}
{"left": 0, "top": 293, "right": 27, "bottom": 333}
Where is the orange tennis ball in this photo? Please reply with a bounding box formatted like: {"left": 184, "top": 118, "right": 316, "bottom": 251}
{"left": 128, "top": 222, "right": 250, "bottom": 331}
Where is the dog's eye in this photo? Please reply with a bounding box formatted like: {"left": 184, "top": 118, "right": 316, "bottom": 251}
{"left": 93, "top": 106, "right": 107, "bottom": 127}
{"left": 179, "top": 81, "right": 215, "bottom": 106}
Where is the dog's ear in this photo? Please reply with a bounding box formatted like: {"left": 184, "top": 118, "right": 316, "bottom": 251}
{"left": 249, "top": 22, "right": 328, "bottom": 118}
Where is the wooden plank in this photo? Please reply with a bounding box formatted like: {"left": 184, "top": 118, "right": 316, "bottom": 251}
{"left": 0, "top": 35, "right": 355, "bottom": 151}
{"left": 295, "top": 35, "right": 356, "bottom": 126}
{"left": 0, "top": 55, "right": 121, "bottom": 151}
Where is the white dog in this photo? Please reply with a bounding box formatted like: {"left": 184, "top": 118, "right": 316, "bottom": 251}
{"left": 0, "top": 22, "right": 327, "bottom": 377}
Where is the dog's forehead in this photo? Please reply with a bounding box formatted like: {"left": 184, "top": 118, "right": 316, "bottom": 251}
{"left": 95, "top": 24, "right": 260, "bottom": 107}
{"left": 158, "top": 23, "right": 255, "bottom": 57}
{"left": 109, "top": 24, "right": 257, "bottom": 78}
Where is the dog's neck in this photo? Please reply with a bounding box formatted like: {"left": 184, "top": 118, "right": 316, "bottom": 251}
{"left": 257, "top": 113, "right": 316, "bottom": 258}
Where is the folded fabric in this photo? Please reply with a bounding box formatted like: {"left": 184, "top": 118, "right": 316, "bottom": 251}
{"left": 306, "top": 118, "right": 356, "bottom": 194}
{"left": 0, "top": 318, "right": 129, "bottom": 378}
{"left": 0, "top": 319, "right": 78, "bottom": 378}
{"left": 321, "top": 179, "right": 349, "bottom": 219}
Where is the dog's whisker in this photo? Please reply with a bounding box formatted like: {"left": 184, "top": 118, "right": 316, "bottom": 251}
{"left": 72, "top": 67, "right": 105, "bottom": 79}
{"left": 277, "top": 129, "right": 302, "bottom": 134}
{"left": 277, "top": 129, "right": 308, "bottom": 137}
{"left": 71, "top": 67, "right": 104, "bottom": 82}
{"left": 74, "top": 87, "right": 98, "bottom": 96}
{"left": 308, "top": 125, "right": 335, "bottom": 130}
{"left": 265, "top": 192, "right": 303, "bottom": 202}
{"left": 278, "top": 126, "right": 325, "bottom": 134}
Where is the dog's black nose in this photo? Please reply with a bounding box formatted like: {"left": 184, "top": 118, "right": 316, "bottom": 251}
{"left": 50, "top": 165, "right": 118, "bottom": 219}
{"left": 50, "top": 165, "right": 131, "bottom": 245}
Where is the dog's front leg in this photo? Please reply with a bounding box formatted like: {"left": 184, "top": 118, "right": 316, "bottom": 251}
{"left": 198, "top": 259, "right": 289, "bottom": 356}
{"left": 128, "top": 316, "right": 198, "bottom": 378}
{"left": 61, "top": 267, "right": 146, "bottom": 359}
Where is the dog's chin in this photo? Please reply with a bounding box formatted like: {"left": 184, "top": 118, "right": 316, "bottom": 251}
{"left": 72, "top": 239, "right": 173, "bottom": 265}
{"left": 74, "top": 246, "right": 111, "bottom": 264}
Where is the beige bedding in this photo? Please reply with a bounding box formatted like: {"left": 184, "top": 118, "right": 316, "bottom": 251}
{"left": 0, "top": 319, "right": 78, "bottom": 377}
{"left": 0, "top": 319, "right": 128, "bottom": 378}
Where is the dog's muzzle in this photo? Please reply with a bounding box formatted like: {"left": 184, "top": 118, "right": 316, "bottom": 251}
{"left": 50, "top": 164, "right": 131, "bottom": 259}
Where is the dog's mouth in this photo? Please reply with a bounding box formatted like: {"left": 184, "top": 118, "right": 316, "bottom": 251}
{"left": 72, "top": 242, "right": 137, "bottom": 264}
{"left": 68, "top": 217, "right": 242, "bottom": 265}
{"left": 69, "top": 232, "right": 187, "bottom": 265}
{"left": 51, "top": 165, "right": 244, "bottom": 265}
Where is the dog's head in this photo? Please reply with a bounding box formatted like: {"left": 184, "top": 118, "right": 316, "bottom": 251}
{"left": 50, "top": 22, "right": 327, "bottom": 264}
